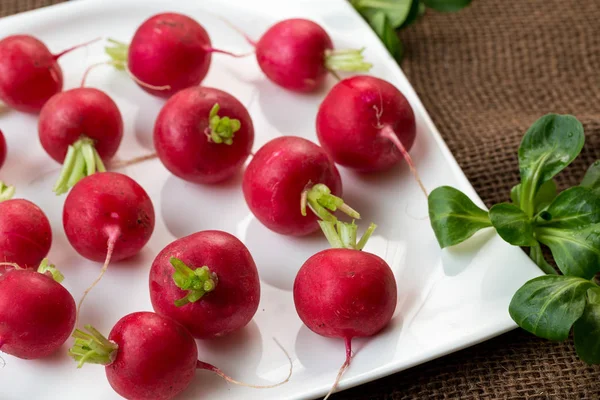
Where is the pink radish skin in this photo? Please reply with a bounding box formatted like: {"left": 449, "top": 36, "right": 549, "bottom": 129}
{"left": 70, "top": 312, "right": 292, "bottom": 400}
{"left": 154, "top": 87, "right": 254, "bottom": 183}
{"left": 294, "top": 248, "right": 397, "bottom": 398}
{"left": 0, "top": 199, "right": 52, "bottom": 269}
{"left": 317, "top": 75, "right": 416, "bottom": 173}
{"left": 243, "top": 136, "right": 342, "bottom": 236}
{"left": 63, "top": 172, "right": 154, "bottom": 263}
{"left": 38, "top": 88, "right": 123, "bottom": 164}
{"left": 0, "top": 35, "right": 97, "bottom": 113}
{"left": 149, "top": 230, "right": 260, "bottom": 339}
{"left": 251, "top": 19, "right": 372, "bottom": 92}
{"left": 125, "top": 13, "right": 246, "bottom": 98}
{"left": 256, "top": 19, "right": 332, "bottom": 92}
{"left": 0, "top": 268, "right": 76, "bottom": 359}
{"left": 0, "top": 129, "right": 6, "bottom": 169}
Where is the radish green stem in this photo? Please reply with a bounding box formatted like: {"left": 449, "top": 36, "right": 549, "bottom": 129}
{"left": 37, "top": 258, "right": 64, "bottom": 283}
{"left": 206, "top": 104, "right": 241, "bottom": 145}
{"left": 54, "top": 137, "right": 106, "bottom": 195}
{"left": 301, "top": 183, "right": 360, "bottom": 221}
{"left": 324, "top": 48, "right": 372, "bottom": 73}
{"left": 0, "top": 181, "right": 15, "bottom": 202}
{"left": 69, "top": 325, "right": 118, "bottom": 368}
{"left": 170, "top": 257, "right": 218, "bottom": 307}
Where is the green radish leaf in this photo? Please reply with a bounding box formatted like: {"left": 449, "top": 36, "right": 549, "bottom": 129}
{"left": 509, "top": 275, "right": 594, "bottom": 341}
{"left": 489, "top": 203, "right": 536, "bottom": 246}
{"left": 351, "top": 0, "right": 413, "bottom": 28}
{"left": 423, "top": 0, "right": 472, "bottom": 12}
{"left": 518, "top": 114, "right": 584, "bottom": 217}
{"left": 428, "top": 186, "right": 492, "bottom": 248}
{"left": 535, "top": 187, "right": 600, "bottom": 229}
{"left": 574, "top": 287, "right": 600, "bottom": 364}
{"left": 536, "top": 224, "right": 600, "bottom": 279}
{"left": 400, "top": 0, "right": 422, "bottom": 28}
{"left": 367, "top": 12, "right": 404, "bottom": 61}
{"left": 581, "top": 160, "right": 600, "bottom": 196}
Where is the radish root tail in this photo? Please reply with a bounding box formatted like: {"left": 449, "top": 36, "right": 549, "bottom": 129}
{"left": 53, "top": 37, "right": 102, "bottom": 60}
{"left": 76, "top": 229, "right": 118, "bottom": 324}
{"left": 379, "top": 125, "right": 428, "bottom": 198}
{"left": 323, "top": 337, "right": 353, "bottom": 400}
{"left": 203, "top": 47, "right": 254, "bottom": 58}
{"left": 216, "top": 16, "right": 258, "bottom": 47}
{"left": 196, "top": 337, "right": 293, "bottom": 389}
{"left": 110, "top": 153, "right": 158, "bottom": 169}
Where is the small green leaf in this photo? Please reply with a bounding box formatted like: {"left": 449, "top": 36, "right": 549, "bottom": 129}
{"left": 509, "top": 275, "right": 594, "bottom": 341}
{"left": 536, "top": 224, "right": 600, "bottom": 279}
{"left": 489, "top": 203, "right": 537, "bottom": 246}
{"left": 518, "top": 114, "right": 584, "bottom": 217}
{"left": 400, "top": 0, "right": 422, "bottom": 28}
{"left": 535, "top": 186, "right": 600, "bottom": 229}
{"left": 423, "top": 0, "right": 471, "bottom": 12}
{"left": 367, "top": 12, "right": 404, "bottom": 62}
{"left": 428, "top": 186, "right": 492, "bottom": 248}
{"left": 581, "top": 160, "right": 600, "bottom": 196}
{"left": 573, "top": 287, "right": 600, "bottom": 364}
{"left": 351, "top": 0, "right": 413, "bottom": 28}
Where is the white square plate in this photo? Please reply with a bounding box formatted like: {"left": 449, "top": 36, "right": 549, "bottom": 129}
{"left": 0, "top": 0, "right": 542, "bottom": 399}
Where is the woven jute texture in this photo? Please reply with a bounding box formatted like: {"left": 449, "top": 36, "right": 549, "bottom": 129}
{"left": 2, "top": 0, "right": 599, "bottom": 399}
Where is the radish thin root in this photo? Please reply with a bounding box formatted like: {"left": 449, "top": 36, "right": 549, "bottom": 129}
{"left": 76, "top": 229, "right": 118, "bottom": 323}
{"left": 110, "top": 153, "right": 158, "bottom": 169}
{"left": 80, "top": 60, "right": 171, "bottom": 91}
{"left": 196, "top": 337, "right": 293, "bottom": 389}
{"left": 203, "top": 47, "right": 254, "bottom": 58}
{"left": 379, "top": 125, "right": 428, "bottom": 197}
{"left": 216, "top": 16, "right": 258, "bottom": 47}
{"left": 323, "top": 337, "right": 353, "bottom": 400}
{"left": 53, "top": 37, "right": 102, "bottom": 60}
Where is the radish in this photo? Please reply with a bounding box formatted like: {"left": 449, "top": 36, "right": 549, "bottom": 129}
{"left": 0, "top": 35, "right": 98, "bottom": 113}
{"left": 0, "top": 129, "right": 6, "bottom": 169}
{"left": 227, "top": 18, "right": 372, "bottom": 92}
{"left": 70, "top": 312, "right": 292, "bottom": 400}
{"left": 38, "top": 87, "right": 124, "bottom": 194}
{"left": 105, "top": 12, "right": 249, "bottom": 98}
{"left": 149, "top": 230, "right": 259, "bottom": 339}
{"left": 293, "top": 200, "right": 396, "bottom": 399}
{"left": 243, "top": 136, "right": 350, "bottom": 236}
{"left": 0, "top": 259, "right": 75, "bottom": 359}
{"left": 316, "top": 75, "right": 427, "bottom": 195}
{"left": 154, "top": 86, "right": 254, "bottom": 183}
{"left": 63, "top": 172, "right": 155, "bottom": 315}
{"left": 0, "top": 183, "right": 52, "bottom": 269}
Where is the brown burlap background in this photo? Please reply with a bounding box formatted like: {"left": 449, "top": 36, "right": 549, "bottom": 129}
{"left": 2, "top": 0, "right": 599, "bottom": 398}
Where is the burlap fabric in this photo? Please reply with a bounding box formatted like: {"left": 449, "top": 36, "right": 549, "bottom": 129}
{"left": 2, "top": 0, "right": 599, "bottom": 398}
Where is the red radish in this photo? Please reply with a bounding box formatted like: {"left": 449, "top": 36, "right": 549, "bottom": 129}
{"left": 316, "top": 75, "right": 427, "bottom": 195}
{"left": 243, "top": 136, "right": 348, "bottom": 236}
{"left": 293, "top": 201, "right": 396, "bottom": 399}
{"left": 0, "top": 260, "right": 75, "bottom": 359}
{"left": 105, "top": 12, "right": 248, "bottom": 98}
{"left": 154, "top": 87, "right": 254, "bottom": 183}
{"left": 38, "top": 87, "right": 124, "bottom": 194}
{"left": 70, "top": 312, "right": 292, "bottom": 400}
{"left": 63, "top": 172, "right": 154, "bottom": 315}
{"left": 0, "top": 35, "right": 98, "bottom": 113}
{"left": 149, "top": 230, "right": 260, "bottom": 339}
{"left": 227, "top": 18, "right": 371, "bottom": 92}
{"left": 0, "top": 129, "right": 6, "bottom": 169}
{"left": 0, "top": 183, "right": 52, "bottom": 269}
